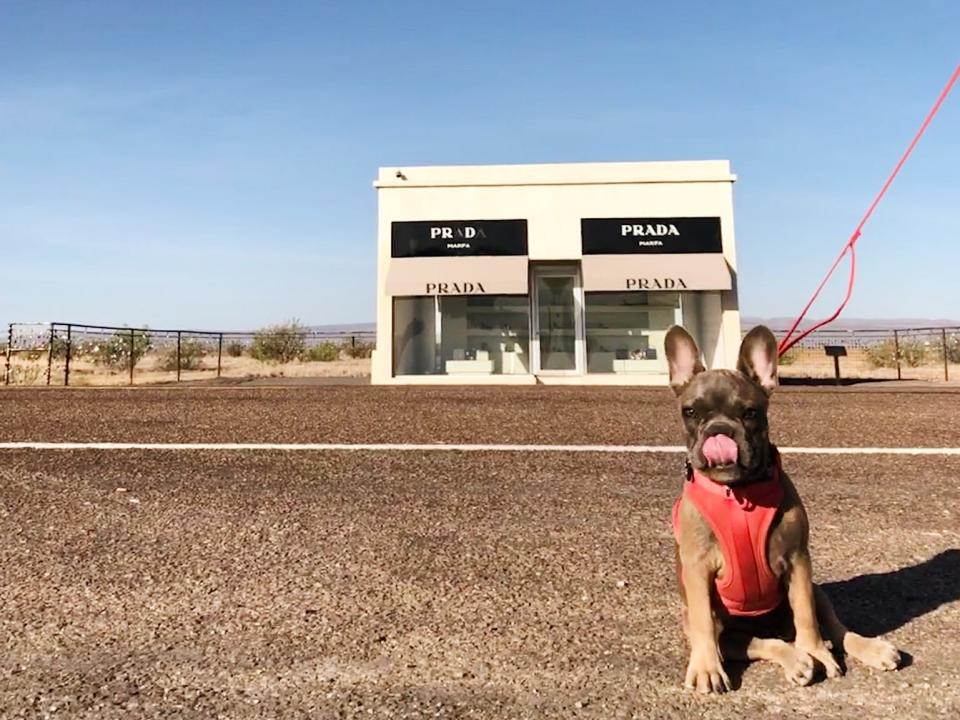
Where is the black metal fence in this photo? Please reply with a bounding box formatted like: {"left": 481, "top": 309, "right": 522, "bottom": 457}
{"left": 767, "top": 326, "right": 960, "bottom": 382}
{"left": 3, "top": 322, "right": 376, "bottom": 387}
{"left": 5, "top": 321, "right": 959, "bottom": 386}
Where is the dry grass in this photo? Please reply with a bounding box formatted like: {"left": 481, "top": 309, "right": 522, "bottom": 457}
{"left": 781, "top": 347, "right": 959, "bottom": 381}
{"left": 7, "top": 345, "right": 958, "bottom": 386}
{"left": 4, "top": 352, "right": 371, "bottom": 386}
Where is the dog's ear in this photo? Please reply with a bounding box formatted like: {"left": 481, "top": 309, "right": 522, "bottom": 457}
{"left": 665, "top": 326, "right": 704, "bottom": 395}
{"left": 737, "top": 325, "right": 779, "bottom": 395}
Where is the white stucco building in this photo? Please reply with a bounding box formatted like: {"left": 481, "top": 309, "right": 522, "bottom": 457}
{"left": 371, "top": 160, "right": 741, "bottom": 385}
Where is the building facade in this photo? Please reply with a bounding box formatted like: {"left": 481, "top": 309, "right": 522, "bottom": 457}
{"left": 371, "top": 161, "right": 741, "bottom": 385}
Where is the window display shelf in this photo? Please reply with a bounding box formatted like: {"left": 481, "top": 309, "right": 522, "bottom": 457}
{"left": 587, "top": 353, "right": 664, "bottom": 373}
{"left": 445, "top": 359, "right": 495, "bottom": 374}
{"left": 586, "top": 306, "right": 658, "bottom": 313}
{"left": 463, "top": 307, "right": 529, "bottom": 314}
{"left": 584, "top": 328, "right": 650, "bottom": 335}
{"left": 613, "top": 358, "right": 665, "bottom": 374}
{"left": 467, "top": 330, "right": 529, "bottom": 337}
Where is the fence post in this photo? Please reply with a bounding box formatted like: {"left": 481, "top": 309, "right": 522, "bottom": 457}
{"left": 4, "top": 323, "right": 12, "bottom": 386}
{"left": 942, "top": 328, "right": 949, "bottom": 381}
{"left": 129, "top": 328, "right": 135, "bottom": 386}
{"left": 217, "top": 334, "right": 223, "bottom": 378}
{"left": 893, "top": 329, "right": 901, "bottom": 381}
{"left": 177, "top": 331, "right": 182, "bottom": 382}
{"left": 351, "top": 334, "right": 356, "bottom": 349}
{"left": 46, "top": 325, "right": 55, "bottom": 386}
{"left": 64, "top": 325, "right": 72, "bottom": 387}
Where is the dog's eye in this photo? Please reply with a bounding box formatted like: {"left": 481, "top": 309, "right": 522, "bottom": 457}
{"left": 682, "top": 407, "right": 696, "bottom": 419}
{"left": 743, "top": 408, "right": 758, "bottom": 420}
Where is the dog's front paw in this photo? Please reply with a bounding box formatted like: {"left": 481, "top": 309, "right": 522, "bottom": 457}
{"left": 781, "top": 645, "right": 816, "bottom": 686}
{"left": 796, "top": 640, "right": 843, "bottom": 679}
{"left": 684, "top": 648, "right": 731, "bottom": 694}
{"left": 846, "top": 635, "right": 901, "bottom": 671}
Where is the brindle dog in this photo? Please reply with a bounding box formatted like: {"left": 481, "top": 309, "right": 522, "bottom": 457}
{"left": 666, "top": 324, "right": 901, "bottom": 693}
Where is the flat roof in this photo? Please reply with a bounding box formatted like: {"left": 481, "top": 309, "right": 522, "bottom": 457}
{"left": 374, "top": 160, "right": 735, "bottom": 188}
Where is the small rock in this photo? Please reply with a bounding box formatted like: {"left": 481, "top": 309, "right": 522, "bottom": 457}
{"left": 616, "top": 580, "right": 628, "bottom": 588}
{"left": 115, "top": 488, "right": 127, "bottom": 493}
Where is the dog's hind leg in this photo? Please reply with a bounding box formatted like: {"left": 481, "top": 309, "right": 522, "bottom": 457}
{"left": 813, "top": 585, "right": 901, "bottom": 671}
{"left": 721, "top": 632, "right": 815, "bottom": 686}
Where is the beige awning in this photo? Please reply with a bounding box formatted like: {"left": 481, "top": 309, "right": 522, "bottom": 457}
{"left": 581, "top": 253, "right": 731, "bottom": 292}
{"left": 385, "top": 256, "right": 529, "bottom": 296}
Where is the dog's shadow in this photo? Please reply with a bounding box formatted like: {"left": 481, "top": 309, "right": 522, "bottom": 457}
{"left": 724, "top": 550, "right": 958, "bottom": 687}
{"left": 821, "top": 548, "right": 960, "bottom": 637}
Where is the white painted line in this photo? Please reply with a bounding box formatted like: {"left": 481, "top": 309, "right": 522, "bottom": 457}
{"left": 0, "top": 442, "right": 681, "bottom": 452}
{"left": 779, "top": 447, "right": 960, "bottom": 455}
{"left": 1, "top": 442, "right": 960, "bottom": 455}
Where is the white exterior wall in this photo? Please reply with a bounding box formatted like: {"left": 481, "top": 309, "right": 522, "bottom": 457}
{"left": 372, "top": 161, "right": 741, "bottom": 384}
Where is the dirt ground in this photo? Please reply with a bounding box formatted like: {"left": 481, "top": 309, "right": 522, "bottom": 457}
{"left": 9, "top": 349, "right": 960, "bottom": 387}
{"left": 4, "top": 354, "right": 371, "bottom": 387}
{"left": 1, "top": 386, "right": 958, "bottom": 719}
{"left": 779, "top": 348, "right": 959, "bottom": 382}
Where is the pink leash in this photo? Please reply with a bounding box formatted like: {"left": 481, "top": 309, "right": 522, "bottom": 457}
{"left": 778, "top": 63, "right": 960, "bottom": 357}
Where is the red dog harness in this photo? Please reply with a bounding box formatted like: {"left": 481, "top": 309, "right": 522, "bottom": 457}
{"left": 672, "top": 446, "right": 785, "bottom": 617}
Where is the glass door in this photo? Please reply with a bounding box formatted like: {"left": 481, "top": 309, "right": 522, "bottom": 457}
{"left": 531, "top": 266, "right": 585, "bottom": 374}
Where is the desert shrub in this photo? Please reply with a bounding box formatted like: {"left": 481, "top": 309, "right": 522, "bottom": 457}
{"left": 864, "top": 340, "right": 895, "bottom": 368}
{"left": 160, "top": 338, "right": 207, "bottom": 371}
{"left": 226, "top": 341, "right": 245, "bottom": 357}
{"left": 900, "top": 341, "right": 930, "bottom": 367}
{"left": 49, "top": 334, "right": 70, "bottom": 360}
{"left": 10, "top": 363, "right": 44, "bottom": 385}
{"left": 777, "top": 348, "right": 798, "bottom": 366}
{"left": 303, "top": 341, "right": 341, "bottom": 362}
{"left": 344, "top": 339, "right": 375, "bottom": 359}
{"left": 8, "top": 337, "right": 48, "bottom": 361}
{"left": 47, "top": 334, "right": 96, "bottom": 361}
{"left": 939, "top": 334, "right": 960, "bottom": 364}
{"left": 864, "top": 338, "right": 928, "bottom": 368}
{"left": 94, "top": 329, "right": 152, "bottom": 368}
{"left": 250, "top": 320, "right": 307, "bottom": 363}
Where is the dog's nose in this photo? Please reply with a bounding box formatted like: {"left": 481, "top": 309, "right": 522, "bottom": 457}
{"left": 704, "top": 422, "right": 737, "bottom": 439}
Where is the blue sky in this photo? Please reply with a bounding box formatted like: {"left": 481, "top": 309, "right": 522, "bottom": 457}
{"left": 1, "top": 1, "right": 958, "bottom": 330}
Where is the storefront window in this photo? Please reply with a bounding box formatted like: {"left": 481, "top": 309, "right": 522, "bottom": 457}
{"left": 393, "top": 296, "right": 438, "bottom": 375}
{"left": 393, "top": 295, "right": 530, "bottom": 376}
{"left": 585, "top": 292, "right": 679, "bottom": 373}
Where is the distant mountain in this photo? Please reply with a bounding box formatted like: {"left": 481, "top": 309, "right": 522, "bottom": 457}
{"left": 743, "top": 317, "right": 960, "bottom": 331}
{"left": 305, "top": 318, "right": 960, "bottom": 336}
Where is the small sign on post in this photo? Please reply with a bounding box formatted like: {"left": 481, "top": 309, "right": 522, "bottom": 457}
{"left": 824, "top": 345, "right": 848, "bottom": 384}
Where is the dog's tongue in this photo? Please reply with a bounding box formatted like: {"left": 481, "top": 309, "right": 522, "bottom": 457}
{"left": 702, "top": 434, "right": 739, "bottom": 466}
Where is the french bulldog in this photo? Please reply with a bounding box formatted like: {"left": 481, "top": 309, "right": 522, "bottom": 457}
{"left": 666, "top": 324, "right": 901, "bottom": 693}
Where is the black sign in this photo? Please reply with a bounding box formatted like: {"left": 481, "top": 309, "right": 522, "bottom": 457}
{"left": 391, "top": 220, "right": 527, "bottom": 258}
{"left": 581, "top": 217, "right": 722, "bottom": 254}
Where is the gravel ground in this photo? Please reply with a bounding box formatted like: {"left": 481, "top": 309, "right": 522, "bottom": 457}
{"left": 1, "top": 387, "right": 959, "bottom": 718}
{"left": 3, "top": 384, "right": 960, "bottom": 447}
